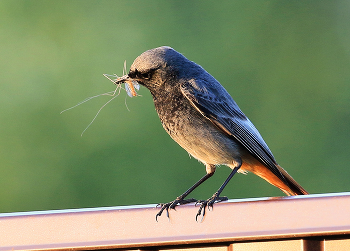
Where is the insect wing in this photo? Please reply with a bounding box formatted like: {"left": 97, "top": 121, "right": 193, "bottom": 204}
{"left": 132, "top": 80, "right": 140, "bottom": 91}
{"left": 125, "top": 81, "right": 139, "bottom": 97}
{"left": 125, "top": 83, "right": 133, "bottom": 97}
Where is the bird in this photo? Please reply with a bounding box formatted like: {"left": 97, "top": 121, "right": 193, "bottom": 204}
{"left": 113, "top": 46, "right": 308, "bottom": 221}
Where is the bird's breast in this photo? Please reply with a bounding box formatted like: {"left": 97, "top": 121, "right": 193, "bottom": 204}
{"left": 153, "top": 92, "right": 242, "bottom": 165}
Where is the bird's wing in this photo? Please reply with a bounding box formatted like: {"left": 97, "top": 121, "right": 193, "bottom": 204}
{"left": 180, "top": 78, "right": 285, "bottom": 180}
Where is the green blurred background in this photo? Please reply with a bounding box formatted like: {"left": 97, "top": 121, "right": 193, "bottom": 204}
{"left": 1, "top": 1, "right": 350, "bottom": 213}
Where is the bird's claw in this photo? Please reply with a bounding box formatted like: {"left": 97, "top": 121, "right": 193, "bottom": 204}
{"left": 195, "top": 194, "right": 228, "bottom": 222}
{"left": 156, "top": 197, "right": 197, "bottom": 221}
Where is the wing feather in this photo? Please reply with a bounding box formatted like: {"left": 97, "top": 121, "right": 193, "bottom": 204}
{"left": 180, "top": 79, "right": 285, "bottom": 181}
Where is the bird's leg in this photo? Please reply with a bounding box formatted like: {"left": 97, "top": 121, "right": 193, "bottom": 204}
{"left": 196, "top": 161, "right": 242, "bottom": 221}
{"left": 156, "top": 165, "right": 215, "bottom": 221}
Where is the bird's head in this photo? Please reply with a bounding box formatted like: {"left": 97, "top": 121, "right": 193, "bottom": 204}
{"left": 114, "top": 46, "right": 201, "bottom": 95}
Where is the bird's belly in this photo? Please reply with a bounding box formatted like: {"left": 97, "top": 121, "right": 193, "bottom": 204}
{"left": 164, "top": 115, "right": 242, "bottom": 165}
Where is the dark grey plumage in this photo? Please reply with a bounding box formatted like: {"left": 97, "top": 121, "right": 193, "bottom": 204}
{"left": 114, "top": 46, "right": 308, "bottom": 220}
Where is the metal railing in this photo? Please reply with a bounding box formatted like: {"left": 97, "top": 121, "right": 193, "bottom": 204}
{"left": 1, "top": 192, "right": 350, "bottom": 251}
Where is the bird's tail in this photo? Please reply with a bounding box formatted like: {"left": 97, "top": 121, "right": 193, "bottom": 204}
{"left": 275, "top": 164, "right": 308, "bottom": 196}
{"left": 239, "top": 160, "right": 308, "bottom": 196}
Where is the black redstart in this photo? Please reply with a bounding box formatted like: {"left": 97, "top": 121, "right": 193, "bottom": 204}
{"left": 113, "top": 46, "right": 308, "bottom": 220}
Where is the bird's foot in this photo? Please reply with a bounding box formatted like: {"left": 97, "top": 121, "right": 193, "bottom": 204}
{"left": 195, "top": 193, "right": 228, "bottom": 222}
{"left": 156, "top": 197, "right": 197, "bottom": 221}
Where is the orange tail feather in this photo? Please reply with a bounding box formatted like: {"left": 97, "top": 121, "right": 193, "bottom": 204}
{"left": 239, "top": 158, "right": 308, "bottom": 196}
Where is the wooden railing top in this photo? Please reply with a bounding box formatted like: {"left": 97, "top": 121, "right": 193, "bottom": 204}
{"left": 1, "top": 192, "right": 350, "bottom": 250}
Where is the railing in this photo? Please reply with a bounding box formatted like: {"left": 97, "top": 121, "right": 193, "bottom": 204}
{"left": 1, "top": 192, "right": 350, "bottom": 251}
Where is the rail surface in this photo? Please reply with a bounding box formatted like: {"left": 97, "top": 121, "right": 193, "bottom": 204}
{"left": 1, "top": 192, "right": 350, "bottom": 250}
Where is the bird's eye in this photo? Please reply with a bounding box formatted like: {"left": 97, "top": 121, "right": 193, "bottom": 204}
{"left": 129, "top": 68, "right": 153, "bottom": 80}
{"left": 141, "top": 72, "right": 151, "bottom": 80}
{"left": 128, "top": 69, "right": 137, "bottom": 78}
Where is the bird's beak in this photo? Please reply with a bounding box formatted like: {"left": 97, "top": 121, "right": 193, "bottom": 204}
{"left": 114, "top": 74, "right": 130, "bottom": 84}
{"left": 104, "top": 74, "right": 140, "bottom": 97}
